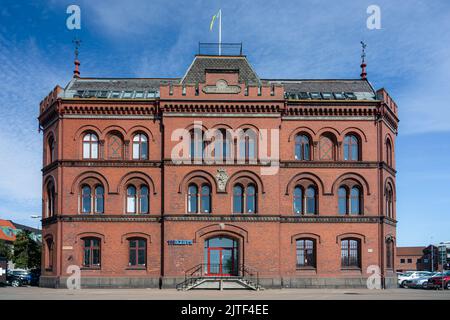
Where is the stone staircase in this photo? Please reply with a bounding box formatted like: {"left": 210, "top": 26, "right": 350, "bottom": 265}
{"left": 176, "top": 264, "right": 263, "bottom": 291}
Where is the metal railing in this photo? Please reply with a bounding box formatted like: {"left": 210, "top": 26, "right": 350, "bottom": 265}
{"left": 198, "top": 42, "right": 243, "bottom": 56}
{"left": 176, "top": 263, "right": 260, "bottom": 290}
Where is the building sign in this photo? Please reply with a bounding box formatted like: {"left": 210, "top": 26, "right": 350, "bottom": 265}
{"left": 167, "top": 240, "right": 193, "bottom": 246}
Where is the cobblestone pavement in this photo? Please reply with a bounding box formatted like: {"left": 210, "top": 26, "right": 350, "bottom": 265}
{"left": 0, "top": 287, "right": 450, "bottom": 300}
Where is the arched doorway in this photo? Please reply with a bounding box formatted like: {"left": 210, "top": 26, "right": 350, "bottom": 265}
{"left": 204, "top": 236, "right": 239, "bottom": 276}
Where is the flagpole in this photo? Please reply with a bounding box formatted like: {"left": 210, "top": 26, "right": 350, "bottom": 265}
{"left": 219, "top": 9, "right": 222, "bottom": 56}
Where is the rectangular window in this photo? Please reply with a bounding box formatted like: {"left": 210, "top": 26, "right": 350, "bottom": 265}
{"left": 407, "top": 258, "right": 412, "bottom": 263}
{"left": 341, "top": 239, "right": 360, "bottom": 268}
{"left": 296, "top": 239, "right": 316, "bottom": 268}
{"left": 400, "top": 258, "right": 405, "bottom": 263}
{"left": 83, "top": 238, "right": 100, "bottom": 267}
{"left": 129, "top": 239, "right": 146, "bottom": 266}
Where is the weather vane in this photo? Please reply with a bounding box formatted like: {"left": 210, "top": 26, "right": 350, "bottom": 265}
{"left": 72, "top": 37, "right": 82, "bottom": 77}
{"left": 72, "top": 37, "right": 81, "bottom": 60}
{"left": 360, "top": 41, "right": 367, "bottom": 63}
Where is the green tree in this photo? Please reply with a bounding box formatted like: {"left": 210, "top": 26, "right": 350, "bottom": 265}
{"left": 0, "top": 240, "right": 11, "bottom": 260}
{"left": 12, "top": 230, "right": 41, "bottom": 269}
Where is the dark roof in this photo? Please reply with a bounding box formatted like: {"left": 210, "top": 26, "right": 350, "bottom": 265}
{"left": 58, "top": 55, "right": 376, "bottom": 100}
{"left": 11, "top": 222, "right": 41, "bottom": 235}
{"left": 67, "top": 78, "right": 179, "bottom": 91}
{"left": 181, "top": 55, "right": 260, "bottom": 85}
{"left": 396, "top": 247, "right": 426, "bottom": 256}
{"left": 268, "top": 79, "right": 374, "bottom": 93}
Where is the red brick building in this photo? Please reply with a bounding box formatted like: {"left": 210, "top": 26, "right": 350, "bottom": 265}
{"left": 396, "top": 247, "right": 426, "bottom": 272}
{"left": 38, "top": 49, "right": 399, "bottom": 289}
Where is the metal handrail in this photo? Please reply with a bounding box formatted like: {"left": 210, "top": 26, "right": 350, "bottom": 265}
{"left": 177, "top": 263, "right": 260, "bottom": 290}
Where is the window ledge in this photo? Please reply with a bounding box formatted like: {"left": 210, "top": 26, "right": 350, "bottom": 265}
{"left": 81, "top": 267, "right": 101, "bottom": 271}
{"left": 296, "top": 266, "right": 317, "bottom": 271}
{"left": 126, "top": 267, "right": 147, "bottom": 270}
{"left": 341, "top": 267, "right": 362, "bottom": 272}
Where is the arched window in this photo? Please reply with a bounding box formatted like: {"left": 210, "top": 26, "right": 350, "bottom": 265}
{"left": 187, "top": 184, "right": 198, "bottom": 213}
{"left": 45, "top": 238, "right": 53, "bottom": 270}
{"left": 296, "top": 239, "right": 316, "bottom": 268}
{"left": 292, "top": 182, "right": 318, "bottom": 215}
{"left": 189, "top": 129, "right": 205, "bottom": 160}
{"left": 343, "top": 134, "right": 359, "bottom": 161}
{"left": 187, "top": 183, "right": 211, "bottom": 214}
{"left": 214, "top": 128, "right": 231, "bottom": 161}
{"left": 200, "top": 184, "right": 211, "bottom": 213}
{"left": 82, "top": 237, "right": 101, "bottom": 268}
{"left": 319, "top": 134, "right": 335, "bottom": 160}
{"left": 81, "top": 185, "right": 92, "bottom": 213}
{"left": 386, "top": 139, "right": 393, "bottom": 167}
{"left": 386, "top": 184, "right": 394, "bottom": 218}
{"left": 139, "top": 185, "right": 149, "bottom": 214}
{"left": 338, "top": 187, "right": 347, "bottom": 215}
{"left": 126, "top": 185, "right": 137, "bottom": 213}
{"left": 82, "top": 133, "right": 99, "bottom": 159}
{"left": 94, "top": 186, "right": 104, "bottom": 214}
{"left": 128, "top": 238, "right": 146, "bottom": 267}
{"left": 350, "top": 187, "right": 361, "bottom": 215}
{"left": 338, "top": 183, "right": 363, "bottom": 215}
{"left": 386, "top": 239, "right": 394, "bottom": 269}
{"left": 295, "top": 134, "right": 310, "bottom": 160}
{"left": 46, "top": 182, "right": 56, "bottom": 217}
{"left": 293, "top": 186, "right": 303, "bottom": 214}
{"left": 341, "top": 238, "right": 361, "bottom": 268}
{"left": 305, "top": 187, "right": 316, "bottom": 214}
{"left": 246, "top": 184, "right": 256, "bottom": 213}
{"left": 126, "top": 184, "right": 149, "bottom": 214}
{"left": 107, "top": 133, "right": 123, "bottom": 159}
{"left": 48, "top": 136, "right": 55, "bottom": 164}
{"left": 233, "top": 183, "right": 257, "bottom": 214}
{"left": 238, "top": 129, "right": 257, "bottom": 162}
{"left": 233, "top": 185, "right": 244, "bottom": 214}
{"left": 133, "top": 134, "right": 148, "bottom": 160}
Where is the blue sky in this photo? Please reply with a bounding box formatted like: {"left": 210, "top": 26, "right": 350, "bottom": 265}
{"left": 0, "top": 0, "right": 449, "bottom": 245}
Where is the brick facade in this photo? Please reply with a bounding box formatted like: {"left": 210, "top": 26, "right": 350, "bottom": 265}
{"left": 38, "top": 54, "right": 399, "bottom": 288}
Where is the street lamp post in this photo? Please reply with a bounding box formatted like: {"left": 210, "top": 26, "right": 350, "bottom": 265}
{"left": 30, "top": 215, "right": 41, "bottom": 231}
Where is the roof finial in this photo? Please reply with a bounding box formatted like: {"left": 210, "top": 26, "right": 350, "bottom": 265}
{"left": 360, "top": 41, "right": 367, "bottom": 80}
{"left": 72, "top": 37, "right": 81, "bottom": 78}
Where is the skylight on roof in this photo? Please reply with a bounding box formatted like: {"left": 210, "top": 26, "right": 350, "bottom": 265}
{"left": 111, "top": 91, "right": 121, "bottom": 98}
{"left": 321, "top": 92, "right": 332, "bottom": 100}
{"left": 135, "top": 91, "right": 144, "bottom": 98}
{"left": 298, "top": 92, "right": 309, "bottom": 99}
{"left": 310, "top": 92, "right": 321, "bottom": 99}
{"left": 344, "top": 92, "right": 357, "bottom": 100}
{"left": 97, "top": 91, "right": 109, "bottom": 98}
{"left": 333, "top": 92, "right": 345, "bottom": 100}
{"left": 122, "top": 91, "right": 133, "bottom": 98}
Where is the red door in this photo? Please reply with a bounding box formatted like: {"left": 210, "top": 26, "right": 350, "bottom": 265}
{"left": 207, "top": 247, "right": 235, "bottom": 276}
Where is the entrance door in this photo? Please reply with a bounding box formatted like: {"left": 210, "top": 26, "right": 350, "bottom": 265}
{"left": 204, "top": 237, "right": 238, "bottom": 276}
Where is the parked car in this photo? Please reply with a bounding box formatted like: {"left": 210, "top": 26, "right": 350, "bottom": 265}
{"left": 404, "top": 272, "right": 441, "bottom": 289}
{"left": 8, "top": 270, "right": 31, "bottom": 285}
{"left": 6, "top": 271, "right": 26, "bottom": 287}
{"left": 428, "top": 270, "right": 450, "bottom": 289}
{"left": 398, "top": 271, "right": 434, "bottom": 288}
{"left": 29, "top": 268, "right": 41, "bottom": 286}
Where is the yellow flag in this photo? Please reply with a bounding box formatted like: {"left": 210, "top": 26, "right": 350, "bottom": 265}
{"left": 210, "top": 10, "right": 220, "bottom": 31}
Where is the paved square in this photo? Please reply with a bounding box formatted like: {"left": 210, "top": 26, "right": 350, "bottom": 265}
{"left": 0, "top": 287, "right": 449, "bottom": 300}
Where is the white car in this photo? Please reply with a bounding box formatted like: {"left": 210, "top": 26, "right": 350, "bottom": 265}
{"left": 398, "top": 271, "right": 433, "bottom": 288}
